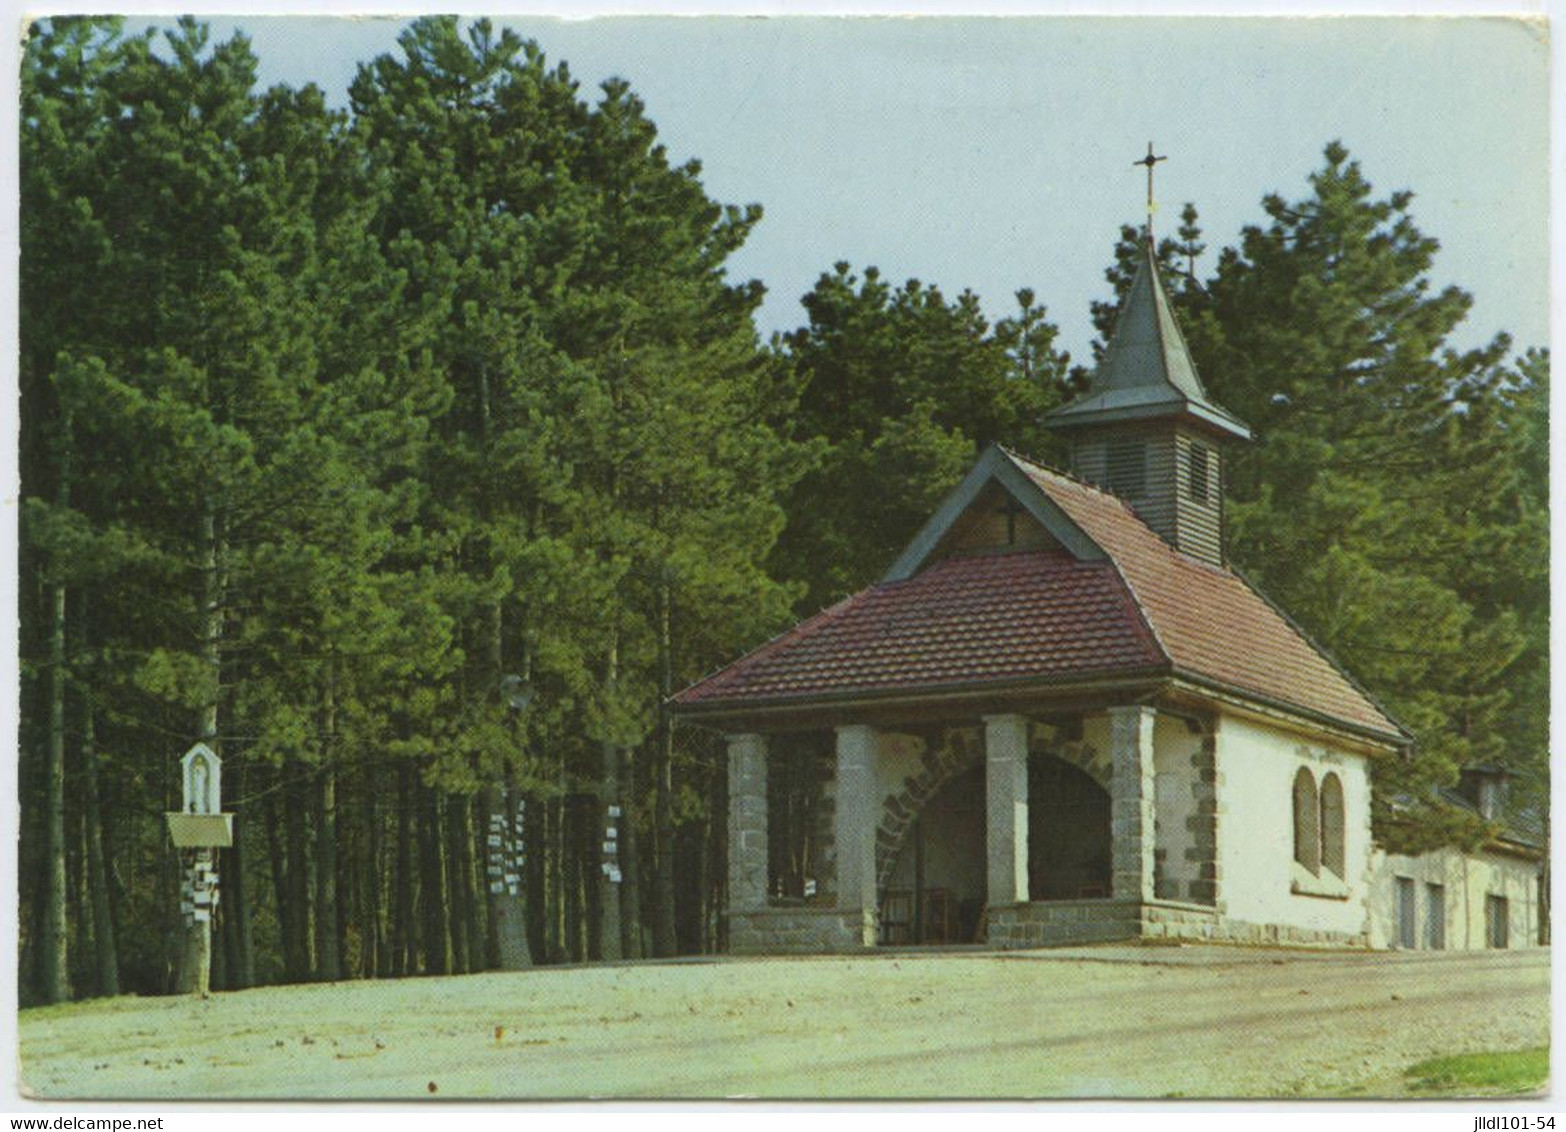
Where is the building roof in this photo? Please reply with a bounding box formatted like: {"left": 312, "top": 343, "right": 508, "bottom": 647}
{"left": 1045, "top": 240, "right": 1251, "bottom": 442}
{"left": 676, "top": 447, "right": 1406, "bottom": 746}
{"left": 1006, "top": 452, "right": 1402, "bottom": 740}
{"left": 1442, "top": 769, "right": 1546, "bottom": 851}
{"left": 673, "top": 549, "right": 1165, "bottom": 707}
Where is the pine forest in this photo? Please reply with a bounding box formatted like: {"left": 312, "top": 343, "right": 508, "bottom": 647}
{"left": 18, "top": 17, "right": 1548, "bottom": 1003}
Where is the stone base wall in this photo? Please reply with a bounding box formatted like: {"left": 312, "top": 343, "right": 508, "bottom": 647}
{"left": 985, "top": 898, "right": 1222, "bottom": 946}
{"left": 727, "top": 901, "right": 1369, "bottom": 955}
{"left": 1215, "top": 916, "right": 1368, "bottom": 949}
{"left": 984, "top": 900, "right": 1369, "bottom": 949}
{"left": 986, "top": 899, "right": 1150, "bottom": 946}
{"left": 728, "top": 906, "right": 877, "bottom": 954}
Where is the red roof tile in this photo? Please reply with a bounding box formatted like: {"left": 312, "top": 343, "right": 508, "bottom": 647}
{"left": 676, "top": 449, "right": 1403, "bottom": 743}
{"left": 1010, "top": 454, "right": 1402, "bottom": 739}
{"left": 674, "top": 549, "right": 1164, "bottom": 706}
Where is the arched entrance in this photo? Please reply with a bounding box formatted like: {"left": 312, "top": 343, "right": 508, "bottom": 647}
{"left": 1028, "top": 756, "right": 1112, "bottom": 900}
{"left": 878, "top": 752, "right": 1114, "bottom": 945}
{"left": 879, "top": 764, "right": 985, "bottom": 944}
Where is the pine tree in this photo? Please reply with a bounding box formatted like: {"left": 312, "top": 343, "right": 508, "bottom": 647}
{"left": 349, "top": 17, "right": 810, "bottom": 961}
{"left": 21, "top": 16, "right": 450, "bottom": 996}
{"left": 772, "top": 265, "right": 1072, "bottom": 613}
{"left": 1084, "top": 142, "right": 1546, "bottom": 852}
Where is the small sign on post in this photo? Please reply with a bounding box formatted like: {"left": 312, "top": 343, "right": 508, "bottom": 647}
{"left": 165, "top": 742, "right": 234, "bottom": 996}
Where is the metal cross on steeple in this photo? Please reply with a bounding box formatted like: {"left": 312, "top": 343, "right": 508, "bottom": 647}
{"left": 1133, "top": 141, "right": 1167, "bottom": 237}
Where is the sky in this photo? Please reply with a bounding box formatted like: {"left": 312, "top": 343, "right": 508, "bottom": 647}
{"left": 106, "top": 10, "right": 1552, "bottom": 369}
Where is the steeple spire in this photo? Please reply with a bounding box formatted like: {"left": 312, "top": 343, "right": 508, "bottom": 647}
{"left": 1045, "top": 238, "right": 1249, "bottom": 440}
{"left": 1044, "top": 157, "right": 1252, "bottom": 566}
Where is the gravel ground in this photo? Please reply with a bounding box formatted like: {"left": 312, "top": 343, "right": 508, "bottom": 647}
{"left": 16, "top": 944, "right": 1550, "bottom": 1100}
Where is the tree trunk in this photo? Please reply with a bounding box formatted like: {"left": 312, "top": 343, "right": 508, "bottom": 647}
{"left": 79, "top": 691, "right": 118, "bottom": 997}
{"left": 314, "top": 768, "right": 341, "bottom": 982}
{"left": 707, "top": 753, "right": 726, "bottom": 954}
{"left": 174, "top": 850, "right": 213, "bottom": 997}
{"left": 220, "top": 821, "right": 252, "bottom": 990}
{"left": 480, "top": 599, "right": 531, "bottom": 970}
{"left": 222, "top": 751, "right": 253, "bottom": 989}
{"left": 565, "top": 796, "right": 584, "bottom": 962}
{"left": 598, "top": 634, "right": 622, "bottom": 962}
{"left": 418, "top": 778, "right": 449, "bottom": 975}
{"left": 652, "top": 579, "right": 678, "bottom": 957}
{"left": 464, "top": 801, "right": 484, "bottom": 973}
{"left": 444, "top": 793, "right": 472, "bottom": 974}
{"left": 176, "top": 501, "right": 225, "bottom": 996}
{"left": 211, "top": 522, "right": 251, "bottom": 990}
{"left": 41, "top": 435, "right": 70, "bottom": 1002}
{"left": 478, "top": 786, "right": 497, "bottom": 967}
{"left": 263, "top": 781, "right": 294, "bottom": 974}
{"left": 523, "top": 791, "right": 546, "bottom": 964}
{"left": 312, "top": 659, "right": 341, "bottom": 982}
{"left": 547, "top": 789, "right": 564, "bottom": 964}
{"left": 365, "top": 764, "right": 385, "bottom": 978}
{"left": 392, "top": 761, "right": 416, "bottom": 978}
{"left": 486, "top": 785, "right": 532, "bottom": 969}
{"left": 618, "top": 746, "right": 642, "bottom": 958}
{"left": 283, "top": 761, "right": 313, "bottom": 982}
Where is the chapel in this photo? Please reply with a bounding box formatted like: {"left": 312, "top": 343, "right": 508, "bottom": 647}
{"left": 673, "top": 232, "right": 1538, "bottom": 953}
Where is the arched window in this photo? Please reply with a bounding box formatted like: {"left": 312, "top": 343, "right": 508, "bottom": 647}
{"left": 1319, "top": 773, "right": 1346, "bottom": 878}
{"left": 1292, "top": 768, "right": 1320, "bottom": 875}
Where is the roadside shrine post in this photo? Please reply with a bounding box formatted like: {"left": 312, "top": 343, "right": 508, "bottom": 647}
{"left": 165, "top": 743, "right": 233, "bottom": 996}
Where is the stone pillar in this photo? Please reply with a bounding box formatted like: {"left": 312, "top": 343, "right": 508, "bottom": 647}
{"left": 1187, "top": 728, "right": 1219, "bottom": 905}
{"left": 984, "top": 713, "right": 1030, "bottom": 907}
{"left": 726, "top": 733, "right": 769, "bottom": 912}
{"left": 1109, "top": 706, "right": 1156, "bottom": 903}
{"left": 834, "top": 724, "right": 879, "bottom": 945}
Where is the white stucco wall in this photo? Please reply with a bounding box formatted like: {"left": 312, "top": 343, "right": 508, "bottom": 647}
{"left": 1369, "top": 845, "right": 1541, "bottom": 950}
{"left": 1215, "top": 714, "right": 1374, "bottom": 938}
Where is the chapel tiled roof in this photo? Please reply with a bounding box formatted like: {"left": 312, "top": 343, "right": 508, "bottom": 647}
{"left": 673, "top": 549, "right": 1165, "bottom": 706}
{"left": 1006, "top": 453, "right": 1402, "bottom": 740}
{"left": 675, "top": 450, "right": 1405, "bottom": 744}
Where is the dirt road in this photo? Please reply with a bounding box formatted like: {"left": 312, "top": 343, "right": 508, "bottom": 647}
{"left": 17, "top": 945, "right": 1549, "bottom": 1100}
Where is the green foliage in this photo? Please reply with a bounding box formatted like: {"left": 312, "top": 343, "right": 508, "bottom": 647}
{"left": 1090, "top": 142, "right": 1548, "bottom": 851}
{"left": 1404, "top": 1047, "right": 1549, "bottom": 1096}
{"left": 772, "top": 264, "right": 1073, "bottom": 610}
{"left": 19, "top": 10, "right": 1547, "bottom": 995}
{"left": 348, "top": 16, "right": 811, "bottom": 800}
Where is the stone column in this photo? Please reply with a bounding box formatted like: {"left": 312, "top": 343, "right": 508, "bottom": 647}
{"left": 1187, "top": 728, "right": 1219, "bottom": 905}
{"left": 834, "top": 724, "right": 878, "bottom": 945}
{"left": 726, "top": 733, "right": 769, "bottom": 912}
{"left": 984, "top": 713, "right": 1030, "bottom": 907}
{"left": 1109, "top": 705, "right": 1156, "bottom": 903}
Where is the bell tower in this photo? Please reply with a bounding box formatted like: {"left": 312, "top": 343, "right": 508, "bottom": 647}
{"left": 1045, "top": 148, "right": 1250, "bottom": 567}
